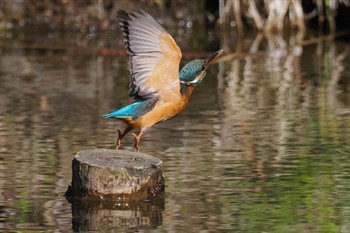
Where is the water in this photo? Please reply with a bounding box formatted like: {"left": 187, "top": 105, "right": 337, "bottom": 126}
{"left": 0, "top": 33, "right": 349, "bottom": 232}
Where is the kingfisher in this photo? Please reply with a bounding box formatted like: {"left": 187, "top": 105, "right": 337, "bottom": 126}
{"left": 103, "top": 9, "right": 223, "bottom": 151}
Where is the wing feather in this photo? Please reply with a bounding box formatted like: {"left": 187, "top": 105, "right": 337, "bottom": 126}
{"left": 116, "top": 9, "right": 182, "bottom": 100}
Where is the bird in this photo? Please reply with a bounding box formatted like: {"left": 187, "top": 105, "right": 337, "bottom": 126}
{"left": 103, "top": 9, "right": 223, "bottom": 151}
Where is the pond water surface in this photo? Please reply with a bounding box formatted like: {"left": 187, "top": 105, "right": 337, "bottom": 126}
{"left": 0, "top": 30, "right": 350, "bottom": 232}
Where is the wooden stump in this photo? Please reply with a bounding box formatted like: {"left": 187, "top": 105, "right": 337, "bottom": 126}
{"left": 65, "top": 149, "right": 164, "bottom": 200}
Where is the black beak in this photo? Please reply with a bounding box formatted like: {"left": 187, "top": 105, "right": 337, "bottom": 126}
{"left": 204, "top": 49, "right": 223, "bottom": 69}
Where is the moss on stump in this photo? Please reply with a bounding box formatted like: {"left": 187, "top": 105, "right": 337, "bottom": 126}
{"left": 65, "top": 149, "right": 164, "bottom": 201}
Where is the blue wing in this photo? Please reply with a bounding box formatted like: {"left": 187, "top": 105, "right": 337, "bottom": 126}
{"left": 103, "top": 98, "right": 158, "bottom": 120}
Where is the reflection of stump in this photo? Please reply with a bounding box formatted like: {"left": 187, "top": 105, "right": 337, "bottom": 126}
{"left": 71, "top": 198, "right": 164, "bottom": 231}
{"left": 65, "top": 149, "right": 164, "bottom": 200}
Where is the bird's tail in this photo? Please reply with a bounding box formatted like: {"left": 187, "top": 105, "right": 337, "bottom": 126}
{"left": 103, "top": 112, "right": 116, "bottom": 118}
{"left": 103, "top": 100, "right": 145, "bottom": 119}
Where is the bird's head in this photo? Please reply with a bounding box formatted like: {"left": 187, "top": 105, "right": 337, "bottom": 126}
{"left": 179, "top": 49, "right": 223, "bottom": 87}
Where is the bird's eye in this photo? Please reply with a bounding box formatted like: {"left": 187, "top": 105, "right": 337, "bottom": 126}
{"left": 202, "top": 65, "right": 205, "bottom": 71}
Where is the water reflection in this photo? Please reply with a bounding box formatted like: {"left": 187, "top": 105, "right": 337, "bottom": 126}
{"left": 71, "top": 199, "right": 164, "bottom": 231}
{"left": 0, "top": 30, "right": 349, "bottom": 232}
{"left": 214, "top": 32, "right": 350, "bottom": 232}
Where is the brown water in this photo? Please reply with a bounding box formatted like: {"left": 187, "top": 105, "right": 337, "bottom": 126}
{"left": 0, "top": 33, "right": 350, "bottom": 232}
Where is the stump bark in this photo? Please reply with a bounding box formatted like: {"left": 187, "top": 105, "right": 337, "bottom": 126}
{"left": 65, "top": 149, "right": 164, "bottom": 200}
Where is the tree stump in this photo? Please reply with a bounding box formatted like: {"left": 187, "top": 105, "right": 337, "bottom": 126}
{"left": 65, "top": 149, "right": 164, "bottom": 201}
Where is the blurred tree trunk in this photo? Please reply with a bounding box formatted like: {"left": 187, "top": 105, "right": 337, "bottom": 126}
{"left": 219, "top": 0, "right": 349, "bottom": 34}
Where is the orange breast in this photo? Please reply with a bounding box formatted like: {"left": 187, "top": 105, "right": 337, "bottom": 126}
{"left": 134, "top": 95, "right": 190, "bottom": 130}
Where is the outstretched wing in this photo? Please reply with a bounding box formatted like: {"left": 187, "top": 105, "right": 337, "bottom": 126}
{"left": 117, "top": 9, "right": 182, "bottom": 100}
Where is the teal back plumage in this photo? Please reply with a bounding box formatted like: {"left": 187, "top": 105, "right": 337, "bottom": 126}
{"left": 103, "top": 98, "right": 157, "bottom": 120}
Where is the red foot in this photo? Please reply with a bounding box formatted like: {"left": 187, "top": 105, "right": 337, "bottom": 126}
{"left": 132, "top": 131, "right": 144, "bottom": 152}
{"left": 115, "top": 130, "right": 122, "bottom": 150}
{"left": 114, "top": 127, "right": 132, "bottom": 150}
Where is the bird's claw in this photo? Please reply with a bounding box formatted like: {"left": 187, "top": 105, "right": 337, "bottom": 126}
{"left": 115, "top": 129, "right": 122, "bottom": 150}
{"left": 132, "top": 133, "right": 140, "bottom": 152}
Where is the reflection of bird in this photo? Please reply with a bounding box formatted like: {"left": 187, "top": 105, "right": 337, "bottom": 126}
{"left": 103, "top": 9, "right": 223, "bottom": 151}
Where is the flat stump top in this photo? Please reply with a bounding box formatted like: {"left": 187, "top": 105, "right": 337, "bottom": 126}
{"left": 76, "top": 149, "right": 162, "bottom": 169}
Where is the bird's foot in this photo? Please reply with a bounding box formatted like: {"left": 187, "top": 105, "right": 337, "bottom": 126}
{"left": 114, "top": 127, "right": 132, "bottom": 150}
{"left": 132, "top": 132, "right": 141, "bottom": 152}
{"left": 115, "top": 130, "right": 122, "bottom": 150}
